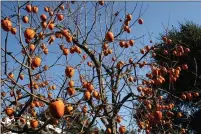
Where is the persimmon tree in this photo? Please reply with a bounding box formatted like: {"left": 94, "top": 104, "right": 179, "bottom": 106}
{"left": 0, "top": 1, "right": 193, "bottom": 134}
{"left": 148, "top": 22, "right": 201, "bottom": 133}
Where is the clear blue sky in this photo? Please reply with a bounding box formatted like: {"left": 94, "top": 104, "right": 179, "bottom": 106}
{"left": 138, "top": 1, "right": 201, "bottom": 43}
{"left": 1, "top": 1, "right": 201, "bottom": 131}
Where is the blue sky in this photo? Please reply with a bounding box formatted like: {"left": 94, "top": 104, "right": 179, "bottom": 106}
{"left": 140, "top": 1, "right": 201, "bottom": 41}
{"left": 1, "top": 1, "right": 201, "bottom": 131}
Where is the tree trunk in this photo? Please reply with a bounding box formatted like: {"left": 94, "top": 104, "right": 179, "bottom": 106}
{"left": 112, "top": 118, "right": 117, "bottom": 134}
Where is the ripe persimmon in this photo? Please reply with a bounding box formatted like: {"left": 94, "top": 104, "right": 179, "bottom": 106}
{"left": 186, "top": 93, "right": 192, "bottom": 100}
{"left": 98, "top": 1, "right": 104, "bottom": 5}
{"left": 140, "top": 49, "right": 145, "bottom": 54}
{"left": 40, "top": 14, "right": 47, "bottom": 21}
{"left": 60, "top": 5, "right": 65, "bottom": 10}
{"left": 48, "top": 92, "right": 52, "bottom": 98}
{"left": 167, "top": 39, "right": 172, "bottom": 44}
{"left": 128, "top": 76, "right": 134, "bottom": 82}
{"left": 68, "top": 80, "right": 74, "bottom": 87}
{"left": 124, "top": 20, "right": 130, "bottom": 26}
{"left": 116, "top": 115, "right": 122, "bottom": 123}
{"left": 31, "top": 110, "right": 37, "bottom": 117}
{"left": 65, "top": 66, "right": 75, "bottom": 78}
{"left": 129, "top": 39, "right": 134, "bottom": 46}
{"left": 49, "top": 11, "right": 54, "bottom": 16}
{"left": 62, "top": 29, "right": 70, "bottom": 36}
{"left": 29, "top": 44, "right": 35, "bottom": 51}
{"left": 105, "top": 31, "right": 114, "bottom": 42}
{"left": 32, "top": 57, "right": 41, "bottom": 67}
{"left": 67, "top": 87, "right": 76, "bottom": 96}
{"left": 126, "top": 14, "right": 132, "bottom": 21}
{"left": 26, "top": 4, "right": 32, "bottom": 13}
{"left": 48, "top": 23, "right": 54, "bottom": 30}
{"left": 124, "top": 26, "right": 129, "bottom": 32}
{"left": 66, "top": 35, "right": 73, "bottom": 43}
{"left": 181, "top": 93, "right": 186, "bottom": 100}
{"left": 30, "top": 119, "right": 38, "bottom": 128}
{"left": 32, "top": 6, "right": 38, "bottom": 13}
{"left": 154, "top": 110, "right": 162, "bottom": 120}
{"left": 84, "top": 91, "right": 91, "bottom": 100}
{"left": 44, "top": 7, "right": 49, "bottom": 12}
{"left": 33, "top": 84, "right": 39, "bottom": 89}
{"left": 57, "top": 14, "right": 64, "bottom": 21}
{"left": 108, "top": 49, "right": 112, "bottom": 54}
{"left": 52, "top": 85, "right": 56, "bottom": 90}
{"left": 87, "top": 84, "right": 94, "bottom": 92}
{"left": 43, "top": 65, "right": 48, "bottom": 71}
{"left": 8, "top": 72, "right": 14, "bottom": 79}
{"left": 193, "top": 92, "right": 199, "bottom": 97}
{"left": 11, "top": 27, "right": 17, "bottom": 35}
{"left": 119, "top": 126, "right": 126, "bottom": 134}
{"left": 5, "top": 107, "right": 14, "bottom": 116}
{"left": 92, "top": 90, "right": 99, "bottom": 99}
{"left": 162, "top": 36, "right": 167, "bottom": 42}
{"left": 124, "top": 42, "right": 129, "bottom": 48}
{"left": 41, "top": 21, "right": 47, "bottom": 29}
{"left": 106, "top": 128, "right": 112, "bottom": 134}
{"left": 63, "top": 48, "right": 69, "bottom": 55}
{"left": 185, "top": 48, "right": 190, "bottom": 53}
{"left": 34, "top": 101, "right": 40, "bottom": 107}
{"left": 182, "top": 64, "right": 188, "bottom": 70}
{"left": 40, "top": 43, "right": 46, "bottom": 49}
{"left": 127, "top": 28, "right": 131, "bottom": 33}
{"left": 24, "top": 28, "right": 35, "bottom": 40}
{"left": 49, "top": 99, "right": 65, "bottom": 118}
{"left": 43, "top": 48, "right": 48, "bottom": 54}
{"left": 103, "top": 43, "right": 108, "bottom": 50}
{"left": 1, "top": 92, "right": 6, "bottom": 97}
{"left": 119, "top": 41, "right": 125, "bottom": 48}
{"left": 1, "top": 18, "right": 12, "bottom": 31}
{"left": 117, "top": 61, "right": 124, "bottom": 69}
{"left": 48, "top": 35, "right": 55, "bottom": 44}
{"left": 138, "top": 18, "right": 144, "bottom": 25}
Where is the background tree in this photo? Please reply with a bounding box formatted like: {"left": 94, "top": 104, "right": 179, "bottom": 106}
{"left": 151, "top": 21, "right": 201, "bottom": 133}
